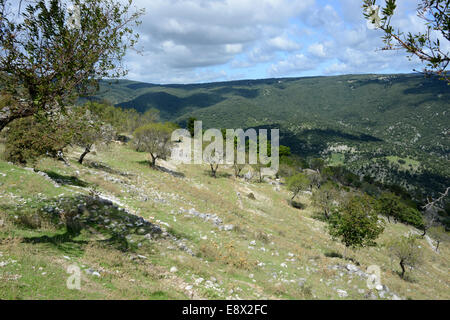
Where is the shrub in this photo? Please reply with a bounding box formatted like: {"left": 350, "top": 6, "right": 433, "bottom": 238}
{"left": 328, "top": 194, "right": 385, "bottom": 259}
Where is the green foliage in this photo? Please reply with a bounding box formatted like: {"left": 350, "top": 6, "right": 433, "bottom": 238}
{"left": 387, "top": 235, "right": 423, "bottom": 279}
{"left": 428, "top": 225, "right": 450, "bottom": 251}
{"left": 133, "top": 122, "right": 178, "bottom": 166}
{"left": 311, "top": 181, "right": 340, "bottom": 219}
{"left": 84, "top": 101, "right": 142, "bottom": 134}
{"left": 0, "top": 0, "right": 143, "bottom": 130}
{"left": 363, "top": 0, "right": 450, "bottom": 82}
{"left": 70, "top": 107, "right": 116, "bottom": 164}
{"left": 399, "top": 207, "right": 424, "bottom": 229}
{"left": 328, "top": 194, "right": 385, "bottom": 251}
{"left": 310, "top": 158, "right": 325, "bottom": 172}
{"left": 4, "top": 115, "right": 73, "bottom": 164}
{"left": 3, "top": 104, "right": 118, "bottom": 165}
{"left": 286, "top": 173, "right": 310, "bottom": 200}
{"left": 279, "top": 145, "right": 291, "bottom": 157}
{"left": 187, "top": 117, "right": 197, "bottom": 137}
{"left": 377, "top": 192, "right": 405, "bottom": 222}
{"left": 89, "top": 74, "right": 449, "bottom": 203}
{"left": 377, "top": 192, "right": 424, "bottom": 228}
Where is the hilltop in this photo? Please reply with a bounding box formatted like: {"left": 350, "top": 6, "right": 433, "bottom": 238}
{"left": 0, "top": 142, "right": 448, "bottom": 299}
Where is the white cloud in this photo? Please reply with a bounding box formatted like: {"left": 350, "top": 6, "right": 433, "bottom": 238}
{"left": 308, "top": 43, "right": 327, "bottom": 58}
{"left": 269, "top": 54, "right": 317, "bottom": 76}
{"left": 225, "top": 44, "right": 244, "bottom": 54}
{"left": 118, "top": 0, "right": 437, "bottom": 83}
{"left": 267, "top": 36, "right": 301, "bottom": 51}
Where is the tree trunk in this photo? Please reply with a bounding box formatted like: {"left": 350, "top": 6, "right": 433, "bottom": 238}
{"left": 421, "top": 226, "right": 427, "bottom": 237}
{"left": 0, "top": 101, "right": 35, "bottom": 132}
{"left": 78, "top": 146, "right": 91, "bottom": 164}
{"left": 400, "top": 259, "right": 406, "bottom": 278}
{"left": 210, "top": 164, "right": 217, "bottom": 178}
{"left": 150, "top": 154, "right": 157, "bottom": 167}
{"left": 56, "top": 151, "right": 70, "bottom": 166}
{"left": 435, "top": 240, "right": 440, "bottom": 252}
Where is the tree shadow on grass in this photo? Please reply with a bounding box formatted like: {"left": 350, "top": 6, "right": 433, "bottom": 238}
{"left": 44, "top": 171, "right": 90, "bottom": 187}
{"left": 324, "top": 250, "right": 360, "bottom": 265}
{"left": 137, "top": 160, "right": 185, "bottom": 178}
{"left": 394, "top": 271, "right": 418, "bottom": 283}
{"left": 23, "top": 231, "right": 88, "bottom": 256}
{"left": 84, "top": 160, "right": 134, "bottom": 178}
{"left": 288, "top": 200, "right": 306, "bottom": 210}
{"left": 324, "top": 251, "right": 343, "bottom": 259}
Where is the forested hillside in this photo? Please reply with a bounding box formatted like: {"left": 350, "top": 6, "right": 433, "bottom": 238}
{"left": 84, "top": 74, "right": 450, "bottom": 201}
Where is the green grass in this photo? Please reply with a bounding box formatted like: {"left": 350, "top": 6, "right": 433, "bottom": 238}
{"left": 327, "top": 153, "right": 345, "bottom": 166}
{"left": 0, "top": 143, "right": 449, "bottom": 300}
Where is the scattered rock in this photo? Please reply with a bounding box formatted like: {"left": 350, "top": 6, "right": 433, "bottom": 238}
{"left": 298, "top": 278, "right": 306, "bottom": 287}
{"left": 337, "top": 289, "right": 348, "bottom": 298}
{"left": 346, "top": 264, "right": 359, "bottom": 273}
{"left": 365, "top": 292, "right": 378, "bottom": 300}
{"left": 170, "top": 266, "right": 178, "bottom": 273}
{"left": 221, "top": 224, "right": 234, "bottom": 231}
{"left": 85, "top": 268, "right": 101, "bottom": 277}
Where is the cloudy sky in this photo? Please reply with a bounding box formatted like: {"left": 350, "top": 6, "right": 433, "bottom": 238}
{"left": 123, "top": 0, "right": 429, "bottom": 84}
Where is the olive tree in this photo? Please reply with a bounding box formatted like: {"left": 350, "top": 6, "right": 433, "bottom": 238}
{"left": 387, "top": 235, "right": 423, "bottom": 279}
{"left": 286, "top": 173, "right": 310, "bottom": 200}
{"left": 0, "top": 0, "right": 143, "bottom": 131}
{"left": 363, "top": 0, "right": 449, "bottom": 82}
{"left": 72, "top": 109, "right": 116, "bottom": 164}
{"left": 311, "top": 181, "right": 340, "bottom": 219}
{"left": 133, "top": 123, "right": 177, "bottom": 167}
{"left": 428, "top": 225, "right": 449, "bottom": 252}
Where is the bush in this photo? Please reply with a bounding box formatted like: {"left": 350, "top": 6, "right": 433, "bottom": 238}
{"left": 5, "top": 116, "right": 73, "bottom": 164}
{"left": 328, "top": 194, "right": 385, "bottom": 258}
{"left": 399, "top": 207, "right": 424, "bottom": 229}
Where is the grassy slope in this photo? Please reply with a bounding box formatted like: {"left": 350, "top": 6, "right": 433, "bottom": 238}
{"left": 0, "top": 143, "right": 449, "bottom": 300}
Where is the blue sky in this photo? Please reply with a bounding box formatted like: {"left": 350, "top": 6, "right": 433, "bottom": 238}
{"left": 124, "top": 0, "right": 434, "bottom": 84}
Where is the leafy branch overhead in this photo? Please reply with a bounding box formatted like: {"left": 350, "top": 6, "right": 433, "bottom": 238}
{"left": 363, "top": 0, "right": 450, "bottom": 82}
{"left": 0, "top": 0, "right": 144, "bottom": 131}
